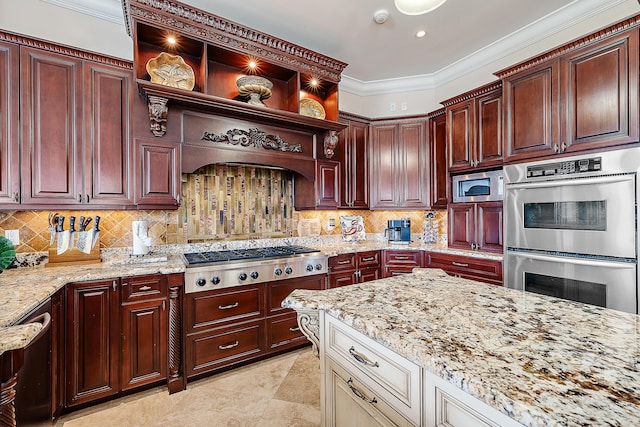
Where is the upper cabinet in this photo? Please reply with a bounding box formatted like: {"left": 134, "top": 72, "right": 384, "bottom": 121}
{"left": 427, "top": 109, "right": 447, "bottom": 208}
{"left": 442, "top": 82, "right": 503, "bottom": 173}
{"left": 369, "top": 118, "right": 430, "bottom": 210}
{"left": 337, "top": 113, "right": 369, "bottom": 209}
{"left": 124, "top": 0, "right": 346, "bottom": 138}
{"left": 498, "top": 23, "right": 639, "bottom": 163}
{"left": 0, "top": 40, "right": 19, "bottom": 205}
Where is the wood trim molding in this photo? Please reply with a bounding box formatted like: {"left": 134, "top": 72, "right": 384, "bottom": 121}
{"left": 495, "top": 13, "right": 640, "bottom": 79}
{"left": 426, "top": 108, "right": 446, "bottom": 119}
{"left": 0, "top": 30, "right": 133, "bottom": 69}
{"left": 122, "top": 0, "right": 347, "bottom": 83}
{"left": 440, "top": 81, "right": 502, "bottom": 107}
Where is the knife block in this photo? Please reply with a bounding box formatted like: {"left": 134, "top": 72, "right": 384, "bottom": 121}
{"left": 46, "top": 237, "right": 101, "bottom": 267}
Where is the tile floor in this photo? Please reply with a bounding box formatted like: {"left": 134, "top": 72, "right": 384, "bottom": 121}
{"left": 53, "top": 348, "right": 321, "bottom": 426}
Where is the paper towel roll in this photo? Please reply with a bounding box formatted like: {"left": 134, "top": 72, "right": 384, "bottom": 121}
{"left": 132, "top": 220, "right": 152, "bottom": 255}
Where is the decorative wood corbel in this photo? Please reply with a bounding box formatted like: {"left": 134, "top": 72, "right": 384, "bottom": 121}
{"left": 148, "top": 95, "right": 168, "bottom": 137}
{"left": 324, "top": 130, "right": 338, "bottom": 159}
{"left": 296, "top": 309, "right": 320, "bottom": 357}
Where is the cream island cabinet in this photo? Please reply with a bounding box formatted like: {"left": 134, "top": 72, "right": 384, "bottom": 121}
{"left": 283, "top": 269, "right": 640, "bottom": 427}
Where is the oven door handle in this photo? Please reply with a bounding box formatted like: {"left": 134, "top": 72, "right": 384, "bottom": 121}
{"left": 507, "top": 174, "right": 634, "bottom": 190}
{"left": 512, "top": 251, "right": 636, "bottom": 269}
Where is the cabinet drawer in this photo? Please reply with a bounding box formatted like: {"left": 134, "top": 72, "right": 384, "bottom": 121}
{"left": 266, "top": 312, "right": 307, "bottom": 351}
{"left": 356, "top": 251, "right": 380, "bottom": 268}
{"left": 186, "top": 285, "right": 264, "bottom": 331}
{"left": 384, "top": 250, "right": 421, "bottom": 266}
{"left": 325, "top": 314, "right": 421, "bottom": 424}
{"left": 186, "top": 320, "right": 264, "bottom": 377}
{"left": 427, "top": 253, "right": 502, "bottom": 285}
{"left": 121, "top": 274, "right": 167, "bottom": 302}
{"left": 329, "top": 253, "right": 357, "bottom": 272}
{"left": 325, "top": 357, "right": 414, "bottom": 427}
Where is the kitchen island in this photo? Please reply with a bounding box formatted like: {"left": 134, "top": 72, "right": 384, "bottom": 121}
{"left": 283, "top": 268, "right": 640, "bottom": 426}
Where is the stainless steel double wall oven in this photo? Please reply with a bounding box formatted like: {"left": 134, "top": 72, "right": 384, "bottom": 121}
{"left": 504, "top": 147, "right": 640, "bottom": 314}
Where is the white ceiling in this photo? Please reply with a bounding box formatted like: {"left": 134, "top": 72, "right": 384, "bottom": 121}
{"left": 44, "top": 0, "right": 632, "bottom": 94}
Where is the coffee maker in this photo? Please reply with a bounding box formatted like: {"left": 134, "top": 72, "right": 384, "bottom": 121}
{"left": 384, "top": 219, "right": 411, "bottom": 244}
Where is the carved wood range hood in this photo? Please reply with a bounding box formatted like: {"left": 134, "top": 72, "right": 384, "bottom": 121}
{"left": 122, "top": 0, "right": 348, "bottom": 180}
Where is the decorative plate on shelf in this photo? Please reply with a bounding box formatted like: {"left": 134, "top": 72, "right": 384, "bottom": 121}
{"left": 299, "top": 98, "right": 326, "bottom": 119}
{"left": 146, "top": 52, "right": 195, "bottom": 91}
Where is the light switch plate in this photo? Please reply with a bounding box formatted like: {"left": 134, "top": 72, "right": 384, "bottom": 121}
{"left": 5, "top": 230, "right": 19, "bottom": 246}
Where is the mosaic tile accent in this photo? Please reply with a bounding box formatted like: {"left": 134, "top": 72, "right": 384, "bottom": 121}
{"left": 179, "top": 165, "right": 294, "bottom": 242}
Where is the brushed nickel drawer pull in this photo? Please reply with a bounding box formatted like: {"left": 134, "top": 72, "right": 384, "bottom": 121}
{"left": 361, "top": 256, "right": 375, "bottom": 262}
{"left": 452, "top": 261, "right": 469, "bottom": 267}
{"left": 395, "top": 256, "right": 410, "bottom": 260}
{"left": 347, "top": 378, "right": 378, "bottom": 404}
{"left": 337, "top": 259, "right": 352, "bottom": 264}
{"left": 139, "top": 285, "right": 152, "bottom": 291}
{"left": 219, "top": 302, "right": 239, "bottom": 310}
{"left": 349, "top": 346, "right": 379, "bottom": 367}
{"left": 289, "top": 326, "right": 300, "bottom": 332}
{"left": 219, "top": 341, "right": 239, "bottom": 350}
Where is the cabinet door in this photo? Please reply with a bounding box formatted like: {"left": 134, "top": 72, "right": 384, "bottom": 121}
{"left": 476, "top": 202, "right": 503, "bottom": 253}
{"left": 65, "top": 279, "right": 120, "bottom": 407}
{"left": 369, "top": 124, "right": 398, "bottom": 209}
{"left": 448, "top": 203, "right": 474, "bottom": 250}
{"left": 0, "top": 41, "right": 19, "bottom": 205}
{"left": 398, "top": 120, "right": 429, "bottom": 208}
{"left": 316, "top": 160, "right": 340, "bottom": 209}
{"left": 84, "top": 61, "right": 134, "bottom": 206}
{"left": 347, "top": 120, "right": 369, "bottom": 209}
{"left": 429, "top": 111, "right": 448, "bottom": 208}
{"left": 447, "top": 99, "right": 474, "bottom": 172}
{"left": 382, "top": 250, "right": 422, "bottom": 278}
{"left": 21, "top": 47, "right": 83, "bottom": 205}
{"left": 329, "top": 270, "right": 357, "bottom": 288}
{"left": 562, "top": 29, "right": 639, "bottom": 153}
{"left": 358, "top": 267, "right": 381, "bottom": 283}
{"left": 267, "top": 312, "right": 308, "bottom": 352}
{"left": 120, "top": 275, "right": 168, "bottom": 391}
{"left": 476, "top": 90, "right": 502, "bottom": 168}
{"left": 121, "top": 299, "right": 167, "bottom": 390}
{"left": 503, "top": 60, "right": 560, "bottom": 162}
{"left": 135, "top": 139, "right": 181, "bottom": 208}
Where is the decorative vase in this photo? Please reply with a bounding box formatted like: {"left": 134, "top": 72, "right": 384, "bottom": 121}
{"left": 236, "top": 75, "right": 273, "bottom": 106}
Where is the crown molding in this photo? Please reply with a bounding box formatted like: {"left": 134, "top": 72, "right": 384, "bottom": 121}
{"left": 42, "top": 0, "right": 124, "bottom": 25}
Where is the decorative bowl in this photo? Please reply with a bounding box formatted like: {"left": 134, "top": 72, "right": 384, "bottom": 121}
{"left": 236, "top": 75, "right": 273, "bottom": 106}
{"left": 146, "top": 52, "right": 195, "bottom": 90}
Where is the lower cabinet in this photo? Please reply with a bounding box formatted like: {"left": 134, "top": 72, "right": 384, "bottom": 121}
{"left": 425, "top": 252, "right": 503, "bottom": 286}
{"left": 65, "top": 273, "right": 183, "bottom": 408}
{"left": 382, "top": 250, "right": 422, "bottom": 277}
{"left": 328, "top": 251, "right": 380, "bottom": 288}
{"left": 184, "top": 275, "right": 324, "bottom": 378}
{"left": 449, "top": 202, "right": 503, "bottom": 253}
{"left": 321, "top": 312, "right": 523, "bottom": 427}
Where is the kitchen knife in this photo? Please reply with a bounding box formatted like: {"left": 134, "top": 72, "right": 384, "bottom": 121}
{"left": 82, "top": 217, "right": 92, "bottom": 232}
{"left": 69, "top": 216, "right": 76, "bottom": 249}
{"left": 91, "top": 216, "right": 101, "bottom": 250}
{"left": 56, "top": 216, "right": 70, "bottom": 255}
{"left": 78, "top": 216, "right": 85, "bottom": 232}
{"left": 48, "top": 212, "right": 58, "bottom": 246}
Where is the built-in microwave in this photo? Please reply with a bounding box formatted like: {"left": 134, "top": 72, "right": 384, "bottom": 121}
{"left": 452, "top": 169, "right": 504, "bottom": 203}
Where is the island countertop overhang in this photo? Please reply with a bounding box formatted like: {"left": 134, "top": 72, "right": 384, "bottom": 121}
{"left": 283, "top": 268, "right": 640, "bottom": 426}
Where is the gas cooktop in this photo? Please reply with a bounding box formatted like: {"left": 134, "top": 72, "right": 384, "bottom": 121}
{"left": 183, "top": 245, "right": 320, "bottom": 266}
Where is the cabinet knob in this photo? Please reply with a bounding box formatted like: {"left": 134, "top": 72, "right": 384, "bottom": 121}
{"left": 561, "top": 142, "right": 567, "bottom": 152}
{"left": 553, "top": 143, "right": 559, "bottom": 153}
{"left": 12, "top": 192, "right": 18, "bottom": 202}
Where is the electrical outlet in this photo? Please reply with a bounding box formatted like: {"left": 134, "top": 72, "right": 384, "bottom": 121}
{"left": 327, "top": 218, "right": 336, "bottom": 231}
{"left": 401, "top": 102, "right": 407, "bottom": 111}
{"left": 390, "top": 102, "right": 396, "bottom": 112}
{"left": 5, "top": 229, "right": 19, "bottom": 246}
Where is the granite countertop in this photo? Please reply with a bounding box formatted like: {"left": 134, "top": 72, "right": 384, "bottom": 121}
{"left": 282, "top": 269, "right": 640, "bottom": 427}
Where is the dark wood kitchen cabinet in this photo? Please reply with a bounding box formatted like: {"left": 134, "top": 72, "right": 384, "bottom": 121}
{"left": 428, "top": 108, "right": 448, "bottom": 208}
{"left": 443, "top": 82, "right": 502, "bottom": 173}
{"left": 369, "top": 118, "right": 430, "bottom": 209}
{"left": 185, "top": 276, "right": 323, "bottom": 378}
{"left": 337, "top": 113, "right": 369, "bottom": 209}
{"left": 134, "top": 138, "right": 182, "bottom": 208}
{"left": 66, "top": 273, "right": 179, "bottom": 408}
{"left": 499, "top": 25, "right": 639, "bottom": 162}
{"left": 0, "top": 40, "right": 19, "bottom": 206}
{"left": 448, "top": 202, "right": 503, "bottom": 253}
{"left": 294, "top": 160, "right": 340, "bottom": 210}
{"left": 382, "top": 250, "right": 423, "bottom": 277}
{"left": 425, "top": 252, "right": 503, "bottom": 286}
{"left": 328, "top": 251, "right": 381, "bottom": 288}
{"left": 18, "top": 44, "right": 135, "bottom": 208}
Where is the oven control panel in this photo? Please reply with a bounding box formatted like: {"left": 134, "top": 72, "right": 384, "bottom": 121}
{"left": 526, "top": 156, "right": 601, "bottom": 178}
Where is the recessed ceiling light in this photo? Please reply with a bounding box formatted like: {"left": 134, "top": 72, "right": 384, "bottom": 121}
{"left": 166, "top": 35, "right": 177, "bottom": 45}
{"left": 416, "top": 30, "right": 426, "bottom": 38}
